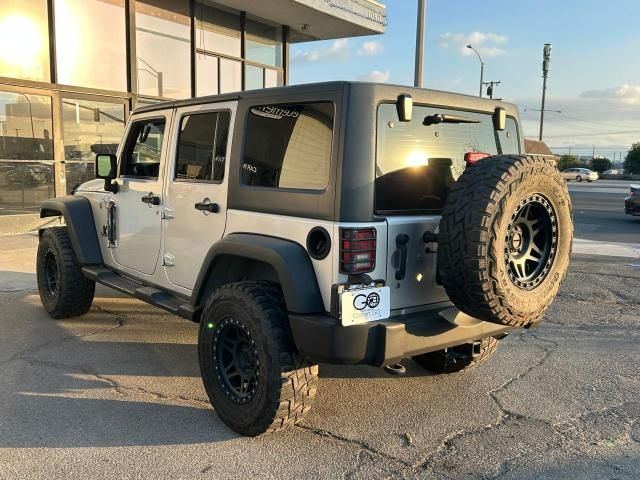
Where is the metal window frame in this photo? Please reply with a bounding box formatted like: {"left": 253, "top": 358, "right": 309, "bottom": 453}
{"left": 0, "top": 0, "right": 290, "bottom": 205}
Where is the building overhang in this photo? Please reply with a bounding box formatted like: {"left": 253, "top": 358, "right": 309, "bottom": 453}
{"left": 210, "top": 0, "right": 386, "bottom": 41}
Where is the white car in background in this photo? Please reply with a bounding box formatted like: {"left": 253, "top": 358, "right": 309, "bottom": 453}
{"left": 561, "top": 168, "right": 598, "bottom": 182}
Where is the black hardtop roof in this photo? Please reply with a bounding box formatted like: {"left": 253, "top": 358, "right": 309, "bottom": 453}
{"left": 132, "top": 81, "right": 518, "bottom": 115}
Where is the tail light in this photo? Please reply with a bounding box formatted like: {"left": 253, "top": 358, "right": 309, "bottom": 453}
{"left": 464, "top": 152, "right": 490, "bottom": 164}
{"left": 339, "top": 228, "right": 376, "bottom": 274}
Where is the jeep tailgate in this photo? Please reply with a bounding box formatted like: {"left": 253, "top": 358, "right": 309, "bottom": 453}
{"left": 385, "top": 216, "right": 449, "bottom": 310}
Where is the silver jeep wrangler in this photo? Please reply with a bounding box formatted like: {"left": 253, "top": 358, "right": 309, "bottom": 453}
{"left": 36, "top": 82, "right": 572, "bottom": 436}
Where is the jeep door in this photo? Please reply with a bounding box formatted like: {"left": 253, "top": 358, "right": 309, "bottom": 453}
{"left": 110, "top": 110, "right": 172, "bottom": 275}
{"left": 162, "top": 102, "right": 236, "bottom": 290}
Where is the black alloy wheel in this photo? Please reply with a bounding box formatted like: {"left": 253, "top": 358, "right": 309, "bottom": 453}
{"left": 505, "top": 194, "right": 558, "bottom": 290}
{"left": 212, "top": 317, "right": 260, "bottom": 404}
{"left": 42, "top": 248, "right": 59, "bottom": 298}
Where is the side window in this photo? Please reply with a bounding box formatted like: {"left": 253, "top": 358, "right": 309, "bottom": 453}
{"left": 242, "top": 102, "right": 334, "bottom": 190}
{"left": 121, "top": 118, "right": 165, "bottom": 178}
{"left": 175, "top": 111, "right": 231, "bottom": 182}
{"left": 497, "top": 118, "right": 520, "bottom": 154}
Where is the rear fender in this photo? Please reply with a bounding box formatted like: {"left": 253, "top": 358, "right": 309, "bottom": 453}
{"left": 191, "top": 234, "right": 324, "bottom": 314}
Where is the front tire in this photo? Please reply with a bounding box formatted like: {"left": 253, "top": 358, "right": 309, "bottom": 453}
{"left": 576, "top": 175, "right": 583, "bottom": 182}
{"left": 198, "top": 282, "right": 318, "bottom": 436}
{"left": 413, "top": 337, "right": 499, "bottom": 373}
{"left": 37, "top": 227, "right": 95, "bottom": 319}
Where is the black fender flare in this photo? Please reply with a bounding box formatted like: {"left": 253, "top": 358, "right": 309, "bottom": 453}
{"left": 40, "top": 196, "right": 103, "bottom": 265}
{"left": 191, "top": 234, "right": 324, "bottom": 314}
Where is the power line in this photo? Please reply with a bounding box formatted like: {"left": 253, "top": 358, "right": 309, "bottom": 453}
{"left": 543, "top": 129, "right": 640, "bottom": 138}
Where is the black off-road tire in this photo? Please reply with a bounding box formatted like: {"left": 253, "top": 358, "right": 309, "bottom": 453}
{"left": 438, "top": 155, "right": 572, "bottom": 327}
{"left": 36, "top": 227, "right": 95, "bottom": 319}
{"left": 198, "top": 282, "right": 318, "bottom": 436}
{"left": 413, "top": 337, "right": 499, "bottom": 374}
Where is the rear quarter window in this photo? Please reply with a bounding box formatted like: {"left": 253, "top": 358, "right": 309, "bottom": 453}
{"left": 241, "top": 102, "right": 334, "bottom": 190}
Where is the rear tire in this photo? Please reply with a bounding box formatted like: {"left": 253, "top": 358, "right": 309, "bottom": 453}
{"left": 438, "top": 155, "right": 572, "bottom": 327}
{"left": 36, "top": 227, "right": 95, "bottom": 319}
{"left": 198, "top": 282, "right": 318, "bottom": 436}
{"left": 413, "top": 337, "right": 499, "bottom": 374}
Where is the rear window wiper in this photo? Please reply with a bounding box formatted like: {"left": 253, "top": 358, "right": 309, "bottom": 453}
{"left": 423, "top": 114, "right": 481, "bottom": 126}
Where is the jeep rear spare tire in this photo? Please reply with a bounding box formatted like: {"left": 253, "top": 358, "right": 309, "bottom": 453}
{"left": 438, "top": 155, "right": 572, "bottom": 327}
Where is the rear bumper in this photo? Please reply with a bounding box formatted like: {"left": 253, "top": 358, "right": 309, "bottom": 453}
{"left": 289, "top": 305, "right": 518, "bottom": 367}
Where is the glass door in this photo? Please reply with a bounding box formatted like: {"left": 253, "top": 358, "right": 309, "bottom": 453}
{"left": 60, "top": 95, "right": 127, "bottom": 193}
{"left": 0, "top": 87, "right": 54, "bottom": 215}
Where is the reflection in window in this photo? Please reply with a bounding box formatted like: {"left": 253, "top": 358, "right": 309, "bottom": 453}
{"left": 375, "top": 104, "right": 519, "bottom": 214}
{"left": 498, "top": 118, "right": 520, "bottom": 154}
{"left": 195, "top": 2, "right": 241, "bottom": 57}
{"left": 55, "top": 0, "right": 127, "bottom": 91}
{"left": 175, "top": 111, "right": 230, "bottom": 182}
{"left": 265, "top": 69, "right": 279, "bottom": 88}
{"left": 246, "top": 18, "right": 282, "bottom": 67}
{"left": 121, "top": 119, "right": 165, "bottom": 178}
{"left": 245, "top": 65, "right": 264, "bottom": 90}
{"left": 196, "top": 54, "right": 219, "bottom": 97}
{"left": 0, "top": 0, "right": 50, "bottom": 82}
{"left": 62, "top": 99, "right": 125, "bottom": 193}
{"left": 220, "top": 58, "right": 241, "bottom": 93}
{"left": 242, "top": 103, "right": 334, "bottom": 190}
{"left": 0, "top": 90, "right": 54, "bottom": 212}
{"left": 136, "top": 0, "right": 191, "bottom": 99}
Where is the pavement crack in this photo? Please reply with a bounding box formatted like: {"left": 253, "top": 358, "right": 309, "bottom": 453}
{"left": 296, "top": 424, "right": 413, "bottom": 468}
{"left": 0, "top": 318, "right": 122, "bottom": 370}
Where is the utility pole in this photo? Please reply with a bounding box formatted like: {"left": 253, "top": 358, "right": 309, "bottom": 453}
{"left": 539, "top": 43, "right": 552, "bottom": 141}
{"left": 414, "top": 0, "right": 426, "bottom": 88}
{"left": 483, "top": 80, "right": 501, "bottom": 99}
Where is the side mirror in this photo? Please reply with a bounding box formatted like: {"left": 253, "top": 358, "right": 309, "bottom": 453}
{"left": 396, "top": 94, "right": 413, "bottom": 122}
{"left": 95, "top": 154, "right": 119, "bottom": 193}
{"left": 493, "top": 107, "right": 506, "bottom": 131}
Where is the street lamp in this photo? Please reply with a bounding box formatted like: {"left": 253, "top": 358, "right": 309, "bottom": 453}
{"left": 466, "top": 44, "right": 484, "bottom": 97}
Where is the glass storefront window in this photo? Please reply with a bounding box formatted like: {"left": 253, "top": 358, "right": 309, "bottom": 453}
{"left": 0, "top": 0, "right": 50, "bottom": 82}
{"left": 136, "top": 0, "right": 191, "bottom": 99}
{"left": 195, "top": 2, "right": 241, "bottom": 58}
{"left": 196, "top": 54, "right": 219, "bottom": 97}
{"left": 61, "top": 98, "right": 125, "bottom": 193}
{"left": 0, "top": 90, "right": 54, "bottom": 213}
{"left": 220, "top": 58, "right": 241, "bottom": 94}
{"left": 245, "top": 65, "right": 264, "bottom": 90}
{"left": 246, "top": 18, "right": 282, "bottom": 67}
{"left": 55, "top": 0, "right": 127, "bottom": 91}
{"left": 265, "top": 69, "right": 279, "bottom": 88}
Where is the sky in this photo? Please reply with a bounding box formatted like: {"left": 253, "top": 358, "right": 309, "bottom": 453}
{"left": 290, "top": 0, "right": 640, "bottom": 162}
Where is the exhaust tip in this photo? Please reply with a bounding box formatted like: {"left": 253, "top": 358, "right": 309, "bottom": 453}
{"left": 383, "top": 363, "right": 407, "bottom": 375}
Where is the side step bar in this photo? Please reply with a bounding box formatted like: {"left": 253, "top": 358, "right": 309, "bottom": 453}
{"left": 82, "top": 266, "right": 201, "bottom": 322}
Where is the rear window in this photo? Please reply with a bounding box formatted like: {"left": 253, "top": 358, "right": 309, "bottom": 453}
{"left": 242, "top": 102, "right": 334, "bottom": 190}
{"left": 376, "top": 103, "right": 519, "bottom": 214}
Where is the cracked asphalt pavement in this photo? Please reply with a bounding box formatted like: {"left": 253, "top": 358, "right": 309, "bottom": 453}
{"left": 0, "top": 233, "right": 639, "bottom": 479}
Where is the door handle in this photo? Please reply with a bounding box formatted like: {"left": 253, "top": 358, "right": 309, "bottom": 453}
{"left": 141, "top": 193, "right": 160, "bottom": 205}
{"left": 194, "top": 201, "right": 219, "bottom": 213}
{"left": 395, "top": 234, "right": 409, "bottom": 280}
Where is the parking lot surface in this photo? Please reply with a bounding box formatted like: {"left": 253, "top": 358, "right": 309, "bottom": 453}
{"left": 1, "top": 226, "right": 638, "bottom": 479}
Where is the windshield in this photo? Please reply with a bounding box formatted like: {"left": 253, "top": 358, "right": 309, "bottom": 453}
{"left": 375, "top": 103, "right": 520, "bottom": 214}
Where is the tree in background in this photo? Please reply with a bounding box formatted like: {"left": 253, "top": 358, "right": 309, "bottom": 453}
{"left": 558, "top": 154, "right": 580, "bottom": 170}
{"left": 624, "top": 143, "right": 640, "bottom": 174}
{"left": 589, "top": 157, "right": 612, "bottom": 173}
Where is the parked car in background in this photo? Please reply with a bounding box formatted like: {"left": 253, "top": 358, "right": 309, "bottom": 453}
{"left": 625, "top": 185, "right": 640, "bottom": 216}
{"left": 602, "top": 169, "right": 621, "bottom": 176}
{"left": 561, "top": 168, "right": 598, "bottom": 182}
